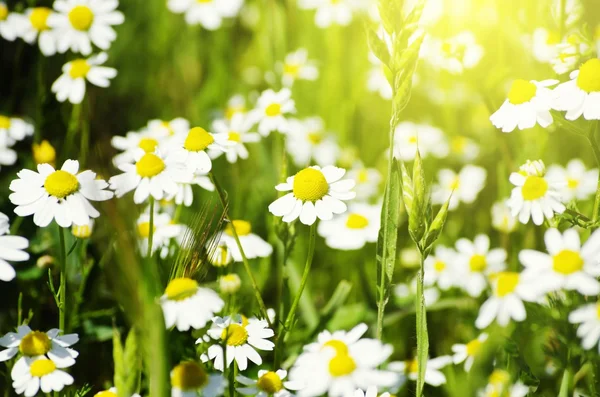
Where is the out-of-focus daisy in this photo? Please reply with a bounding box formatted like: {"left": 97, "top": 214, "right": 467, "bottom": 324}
{"left": 449, "top": 135, "right": 479, "bottom": 162}
{"left": 0, "top": 213, "right": 28, "bottom": 282}
{"left": 251, "top": 89, "right": 295, "bottom": 136}
{"left": 48, "top": 0, "right": 124, "bottom": 55}
{"left": 16, "top": 7, "right": 57, "bottom": 55}
{"left": 160, "top": 277, "right": 224, "bottom": 331}
{"left": 367, "top": 53, "right": 392, "bottom": 100}
{"left": 354, "top": 386, "right": 389, "bottom": 397}
{"left": 219, "top": 273, "right": 241, "bottom": 294}
{"left": 237, "top": 369, "right": 303, "bottom": 397}
{"left": 167, "top": 0, "right": 243, "bottom": 29}
{"left": 394, "top": 278, "right": 440, "bottom": 307}
{"left": 568, "top": 302, "right": 600, "bottom": 351}
{"left": 200, "top": 315, "right": 274, "bottom": 371}
{"left": 553, "top": 58, "right": 600, "bottom": 120}
{"left": 268, "top": 165, "right": 355, "bottom": 226}
{"left": 422, "top": 32, "right": 483, "bottom": 74}
{"left": 171, "top": 361, "right": 226, "bottom": 397}
{"left": 147, "top": 118, "right": 190, "bottom": 137}
{"left": 217, "top": 220, "right": 273, "bottom": 262}
{"left": 490, "top": 79, "right": 557, "bottom": 133}
{"left": 531, "top": 27, "right": 560, "bottom": 63}
{"left": 392, "top": 122, "right": 448, "bottom": 161}
{"left": 32, "top": 140, "right": 56, "bottom": 166}
{"left": 388, "top": 356, "right": 452, "bottom": 387}
{"left": 169, "top": 127, "right": 229, "bottom": 174}
{"left": 0, "top": 137, "right": 16, "bottom": 171}
{"left": 224, "top": 94, "right": 247, "bottom": 120}
{"left": 111, "top": 127, "right": 170, "bottom": 166}
{"left": 317, "top": 202, "right": 380, "bottom": 250}
{"left": 10, "top": 160, "right": 113, "bottom": 228}
{"left": 0, "top": 115, "right": 34, "bottom": 146}
{"left": 286, "top": 117, "right": 340, "bottom": 167}
{"left": 507, "top": 159, "right": 565, "bottom": 225}
{"left": 491, "top": 200, "right": 518, "bottom": 233}
{"left": 208, "top": 241, "right": 232, "bottom": 267}
{"left": 137, "top": 210, "right": 186, "bottom": 258}
{"left": 109, "top": 149, "right": 193, "bottom": 204}
{"left": 279, "top": 48, "right": 318, "bottom": 87}
{"left": 550, "top": 34, "right": 588, "bottom": 75}
{"left": 345, "top": 163, "right": 381, "bottom": 201}
{"left": 0, "top": 2, "right": 20, "bottom": 41}
{"left": 546, "top": 159, "right": 598, "bottom": 201}
{"left": 298, "top": 0, "right": 354, "bottom": 28}
{"left": 478, "top": 381, "right": 529, "bottom": 397}
{"left": 72, "top": 218, "right": 94, "bottom": 239}
{"left": 12, "top": 356, "right": 74, "bottom": 396}
{"left": 454, "top": 234, "right": 506, "bottom": 297}
{"left": 519, "top": 228, "right": 600, "bottom": 296}
{"left": 432, "top": 165, "right": 487, "bottom": 211}
{"left": 423, "top": 245, "right": 457, "bottom": 290}
{"left": 451, "top": 333, "right": 488, "bottom": 371}
{"left": 51, "top": 52, "right": 117, "bottom": 104}
{"left": 210, "top": 114, "right": 260, "bottom": 163}
{"left": 168, "top": 172, "right": 214, "bottom": 207}
{"left": 94, "top": 387, "right": 141, "bottom": 397}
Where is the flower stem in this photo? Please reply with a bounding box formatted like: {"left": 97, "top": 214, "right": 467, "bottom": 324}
{"left": 588, "top": 125, "right": 600, "bottom": 225}
{"left": 148, "top": 197, "right": 155, "bottom": 258}
{"left": 63, "top": 103, "right": 81, "bottom": 162}
{"left": 58, "top": 226, "right": 67, "bottom": 331}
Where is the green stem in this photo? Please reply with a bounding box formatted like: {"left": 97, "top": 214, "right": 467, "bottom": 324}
{"left": 148, "top": 198, "right": 155, "bottom": 258}
{"left": 80, "top": 100, "right": 90, "bottom": 166}
{"left": 588, "top": 127, "right": 600, "bottom": 225}
{"left": 415, "top": 251, "right": 429, "bottom": 397}
{"left": 58, "top": 227, "right": 67, "bottom": 331}
{"left": 63, "top": 103, "right": 81, "bottom": 162}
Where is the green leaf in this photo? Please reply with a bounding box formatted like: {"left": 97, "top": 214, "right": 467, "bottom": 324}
{"left": 415, "top": 266, "right": 429, "bottom": 397}
{"left": 422, "top": 192, "right": 452, "bottom": 250}
{"left": 400, "top": 161, "right": 413, "bottom": 213}
{"left": 558, "top": 369, "right": 571, "bottom": 397}
{"left": 408, "top": 149, "right": 427, "bottom": 245}
{"left": 113, "top": 327, "right": 125, "bottom": 396}
{"left": 366, "top": 27, "right": 390, "bottom": 67}
{"left": 124, "top": 329, "right": 140, "bottom": 396}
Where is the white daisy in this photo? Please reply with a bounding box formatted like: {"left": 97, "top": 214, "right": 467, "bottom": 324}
{"left": 72, "top": 218, "right": 94, "bottom": 239}
{"left": 47, "top": 0, "right": 124, "bottom": 55}
{"left": 217, "top": 220, "right": 273, "bottom": 262}
{"left": 209, "top": 113, "right": 260, "bottom": 163}
{"left": 169, "top": 127, "right": 230, "bottom": 173}
{"left": 167, "top": 0, "right": 243, "bottom": 29}
{"left": 550, "top": 34, "right": 588, "bottom": 75}
{"left": 237, "top": 369, "right": 304, "bottom": 397}
{"left": 568, "top": 302, "right": 600, "bottom": 351}
{"left": 491, "top": 200, "right": 518, "bottom": 234}
{"left": 109, "top": 149, "right": 193, "bottom": 204}
{"left": 94, "top": 387, "right": 141, "bottom": 397}
{"left": 268, "top": 165, "right": 356, "bottom": 226}
{"left": 454, "top": 234, "right": 506, "bottom": 297}
{"left": 392, "top": 122, "right": 448, "bottom": 161}
{"left": 423, "top": 245, "right": 457, "bottom": 290}
{"left": 345, "top": 163, "right": 381, "bottom": 201}
{"left": 432, "top": 165, "right": 487, "bottom": 211}
{"left": 160, "top": 277, "right": 224, "bottom": 331}
{"left": 0, "top": 115, "right": 34, "bottom": 146}
{"left": 224, "top": 94, "right": 247, "bottom": 120}
{"left": 207, "top": 240, "right": 232, "bottom": 267}
{"left": 147, "top": 118, "right": 191, "bottom": 137}
{"left": 531, "top": 27, "right": 560, "bottom": 63}
{"left": 478, "top": 381, "right": 529, "bottom": 397}
{"left": 12, "top": 356, "right": 74, "bottom": 396}
{"left": 171, "top": 361, "right": 226, "bottom": 397}
{"left": 10, "top": 160, "right": 113, "bottom": 228}
{"left": 14, "top": 7, "right": 57, "bottom": 55}
{"left": 451, "top": 333, "right": 488, "bottom": 371}
{"left": 0, "top": 134, "right": 17, "bottom": 170}
{"left": 367, "top": 53, "right": 392, "bottom": 100}
{"left": 200, "top": 315, "right": 274, "bottom": 371}
{"left": 421, "top": 32, "right": 483, "bottom": 74}
{"left": 354, "top": 386, "right": 389, "bottom": 397}
{"left": 546, "top": 159, "right": 598, "bottom": 201}
{"left": 298, "top": 0, "right": 354, "bottom": 28}
{"left": 250, "top": 88, "right": 296, "bottom": 136}
{"left": 519, "top": 228, "right": 600, "bottom": 296}
{"left": 0, "top": 213, "right": 29, "bottom": 282}
{"left": 317, "top": 202, "right": 380, "bottom": 250}
{"left": 111, "top": 127, "right": 170, "bottom": 166}
{"left": 286, "top": 117, "right": 340, "bottom": 167}
{"left": 136, "top": 210, "right": 187, "bottom": 258}
{"left": 553, "top": 58, "right": 600, "bottom": 120}
{"left": 507, "top": 159, "right": 565, "bottom": 225}
{"left": 219, "top": 273, "right": 241, "bottom": 294}
{"left": 168, "top": 172, "right": 214, "bottom": 207}
{"left": 449, "top": 135, "right": 479, "bottom": 162}
{"left": 394, "top": 278, "right": 440, "bottom": 307}
{"left": 0, "top": 2, "right": 20, "bottom": 41}
{"left": 51, "top": 52, "right": 117, "bottom": 104}
{"left": 279, "top": 48, "right": 319, "bottom": 87}
{"left": 388, "top": 356, "right": 452, "bottom": 387}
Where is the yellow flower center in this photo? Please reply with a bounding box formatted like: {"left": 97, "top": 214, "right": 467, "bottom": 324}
{"left": 323, "top": 339, "right": 349, "bottom": 355}
{"left": 284, "top": 63, "right": 300, "bottom": 77}
{"left": 495, "top": 272, "right": 520, "bottom": 297}
{"left": 469, "top": 254, "right": 487, "bottom": 272}
{"left": 451, "top": 136, "right": 467, "bottom": 153}
{"left": 292, "top": 168, "right": 329, "bottom": 202}
{"left": 30, "top": 7, "right": 51, "bottom": 31}
{"left": 507, "top": 79, "right": 537, "bottom": 105}
{"left": 345, "top": 213, "right": 369, "bottom": 229}
{"left": 546, "top": 30, "right": 560, "bottom": 45}
{"left": 165, "top": 278, "right": 199, "bottom": 301}
{"left": 225, "top": 105, "right": 245, "bottom": 120}
{"left": 30, "top": 359, "right": 56, "bottom": 377}
{"left": 211, "top": 245, "right": 230, "bottom": 267}
{"left": 434, "top": 260, "right": 446, "bottom": 272}
{"left": 45, "top": 170, "right": 79, "bottom": 199}
{"left": 33, "top": 140, "right": 56, "bottom": 165}
{"left": 225, "top": 220, "right": 252, "bottom": 236}
{"left": 407, "top": 359, "right": 418, "bottom": 374}
{"left": 68, "top": 5, "right": 94, "bottom": 31}
{"left": 408, "top": 136, "right": 418, "bottom": 144}
{"left": 577, "top": 58, "right": 600, "bottom": 93}
{"left": 0, "top": 115, "right": 11, "bottom": 129}
{"left": 95, "top": 392, "right": 118, "bottom": 397}
{"left": 449, "top": 177, "right": 460, "bottom": 190}
{"left": 466, "top": 339, "right": 482, "bottom": 356}
{"left": 357, "top": 169, "right": 369, "bottom": 183}
{"left": 137, "top": 221, "right": 155, "bottom": 238}
{"left": 171, "top": 362, "right": 208, "bottom": 390}
{"left": 184, "top": 127, "right": 214, "bottom": 152}
{"left": 72, "top": 224, "right": 92, "bottom": 239}
{"left": 257, "top": 371, "right": 284, "bottom": 394}
{"left": 597, "top": 303, "right": 600, "bottom": 320}
{"left": 69, "top": 59, "right": 91, "bottom": 79}
{"left": 307, "top": 131, "right": 323, "bottom": 145}
{"left": 228, "top": 132, "right": 241, "bottom": 142}
{"left": 552, "top": 249, "right": 584, "bottom": 275}
{"left": 136, "top": 153, "right": 165, "bottom": 177}
{"left": 0, "top": 3, "right": 7, "bottom": 20}
{"left": 567, "top": 178, "right": 579, "bottom": 189}
{"left": 139, "top": 137, "right": 159, "bottom": 153}
{"left": 521, "top": 175, "right": 548, "bottom": 200}
{"left": 489, "top": 369, "right": 510, "bottom": 386}
{"left": 221, "top": 324, "right": 248, "bottom": 346}
{"left": 19, "top": 331, "right": 52, "bottom": 356}
{"left": 265, "top": 103, "right": 281, "bottom": 117}
{"left": 328, "top": 353, "right": 356, "bottom": 377}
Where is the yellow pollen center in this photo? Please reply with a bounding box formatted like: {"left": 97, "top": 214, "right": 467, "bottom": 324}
{"left": 171, "top": 362, "right": 208, "bottom": 390}
{"left": 68, "top": 5, "right": 94, "bottom": 30}
{"left": 0, "top": 4, "right": 8, "bottom": 20}
{"left": 136, "top": 153, "right": 165, "bottom": 177}
{"left": 165, "top": 278, "right": 199, "bottom": 301}
{"left": 567, "top": 178, "right": 579, "bottom": 189}
{"left": 33, "top": 140, "right": 56, "bottom": 165}
{"left": 95, "top": 392, "right": 118, "bottom": 397}
{"left": 308, "top": 131, "right": 323, "bottom": 144}
{"left": 30, "top": 359, "right": 56, "bottom": 377}
{"left": 449, "top": 177, "right": 460, "bottom": 190}
{"left": 225, "top": 220, "right": 252, "bottom": 236}
{"left": 328, "top": 353, "right": 356, "bottom": 377}
{"left": 345, "top": 213, "right": 369, "bottom": 229}
{"left": 489, "top": 369, "right": 510, "bottom": 386}
{"left": 469, "top": 254, "right": 487, "bottom": 272}
{"left": 265, "top": 103, "right": 281, "bottom": 117}
{"left": 137, "top": 221, "right": 155, "bottom": 238}
{"left": 284, "top": 63, "right": 300, "bottom": 77}
{"left": 257, "top": 371, "right": 284, "bottom": 394}
{"left": 228, "top": 132, "right": 241, "bottom": 142}
{"left": 225, "top": 105, "right": 245, "bottom": 120}
{"left": 357, "top": 169, "right": 368, "bottom": 183}
{"left": 184, "top": 127, "right": 214, "bottom": 152}
{"left": 72, "top": 224, "right": 92, "bottom": 239}
{"left": 19, "top": 331, "right": 52, "bottom": 356}
{"left": 30, "top": 7, "right": 51, "bottom": 31}
{"left": 495, "top": 272, "right": 520, "bottom": 296}
{"left": 466, "top": 339, "right": 482, "bottom": 356}
{"left": 552, "top": 249, "right": 584, "bottom": 274}
{"left": 507, "top": 79, "right": 537, "bottom": 104}
{"left": 408, "top": 136, "right": 417, "bottom": 144}
{"left": 69, "top": 59, "right": 91, "bottom": 79}
{"left": 292, "top": 168, "right": 329, "bottom": 202}
{"left": 0, "top": 115, "right": 10, "bottom": 129}
{"left": 407, "top": 359, "right": 418, "bottom": 374}
{"left": 323, "top": 339, "right": 349, "bottom": 355}
{"left": 139, "top": 137, "right": 159, "bottom": 153}
{"left": 451, "top": 136, "right": 467, "bottom": 153}
{"left": 45, "top": 170, "right": 79, "bottom": 199}
{"left": 546, "top": 30, "right": 560, "bottom": 45}
{"left": 597, "top": 303, "right": 600, "bottom": 320}
{"left": 576, "top": 58, "right": 600, "bottom": 93}
{"left": 196, "top": 0, "right": 212, "bottom": 3}
{"left": 434, "top": 261, "right": 446, "bottom": 272}
{"left": 221, "top": 324, "right": 248, "bottom": 346}
{"left": 521, "top": 175, "right": 548, "bottom": 200}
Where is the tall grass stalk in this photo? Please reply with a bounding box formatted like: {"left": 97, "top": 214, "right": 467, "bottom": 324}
{"left": 58, "top": 226, "right": 67, "bottom": 331}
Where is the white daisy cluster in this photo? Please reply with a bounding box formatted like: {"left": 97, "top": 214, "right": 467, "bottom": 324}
{"left": 167, "top": 0, "right": 243, "bottom": 30}
{"left": 0, "top": 114, "right": 33, "bottom": 171}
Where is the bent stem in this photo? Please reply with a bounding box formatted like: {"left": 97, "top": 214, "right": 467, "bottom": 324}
{"left": 147, "top": 197, "right": 155, "bottom": 258}
{"left": 58, "top": 226, "right": 67, "bottom": 331}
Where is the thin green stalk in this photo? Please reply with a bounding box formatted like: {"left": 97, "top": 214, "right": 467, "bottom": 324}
{"left": 415, "top": 252, "right": 429, "bottom": 397}
{"left": 80, "top": 100, "right": 90, "bottom": 166}
{"left": 589, "top": 127, "right": 600, "bottom": 225}
{"left": 58, "top": 226, "right": 67, "bottom": 331}
{"left": 148, "top": 197, "right": 155, "bottom": 258}
{"left": 63, "top": 103, "right": 81, "bottom": 162}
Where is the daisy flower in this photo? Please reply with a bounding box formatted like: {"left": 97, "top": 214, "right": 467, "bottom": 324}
{"left": 279, "top": 48, "right": 319, "bottom": 87}
{"left": 298, "top": 0, "right": 354, "bottom": 28}
{"left": 0, "top": 115, "right": 34, "bottom": 146}
{"left": 12, "top": 356, "right": 74, "bottom": 396}
{"left": 200, "top": 315, "right": 274, "bottom": 371}
{"left": 167, "top": 0, "right": 243, "bottom": 29}
{"left": 0, "top": 136, "right": 17, "bottom": 171}
{"left": 160, "top": 277, "right": 224, "bottom": 331}
{"left": 32, "top": 140, "right": 56, "bottom": 167}
{"left": 94, "top": 387, "right": 141, "bottom": 397}
{"left": 317, "top": 202, "right": 380, "bottom": 250}
{"left": 519, "top": 228, "right": 600, "bottom": 296}
{"left": 10, "top": 160, "right": 113, "bottom": 228}
{"left": 423, "top": 245, "right": 457, "bottom": 290}
{"left": 109, "top": 149, "right": 193, "bottom": 204}
{"left": 111, "top": 127, "right": 170, "bottom": 166}
{"left": 15, "top": 7, "right": 57, "bottom": 55}
{"left": 289, "top": 323, "right": 397, "bottom": 397}
{"left": 478, "top": 381, "right": 529, "bottom": 397}
{"left": 169, "top": 127, "right": 229, "bottom": 173}
{"left": 431, "top": 165, "right": 487, "bottom": 211}
{"left": 72, "top": 218, "right": 94, "bottom": 239}
{"left": 0, "top": 213, "right": 28, "bottom": 282}
{"left": 491, "top": 200, "right": 517, "bottom": 233}
{"left": 507, "top": 159, "right": 565, "bottom": 225}
{"left": 219, "top": 273, "right": 241, "bottom": 294}
{"left": 345, "top": 163, "right": 381, "bottom": 201}
{"left": 51, "top": 52, "right": 117, "bottom": 104}
{"left": 354, "top": 386, "right": 389, "bottom": 397}
{"left": 553, "top": 58, "right": 600, "bottom": 120}
{"left": 0, "top": 2, "right": 20, "bottom": 41}
{"left": 171, "top": 361, "right": 226, "bottom": 397}
{"left": 208, "top": 240, "right": 232, "bottom": 267}
{"left": 394, "top": 279, "right": 440, "bottom": 307}
{"left": 217, "top": 220, "right": 273, "bottom": 262}
{"left": 268, "top": 165, "right": 356, "bottom": 226}
{"left": 147, "top": 118, "right": 190, "bottom": 137}
{"left": 388, "top": 356, "right": 452, "bottom": 387}
{"left": 237, "top": 369, "right": 303, "bottom": 397}
{"left": 531, "top": 27, "right": 560, "bottom": 63}
{"left": 392, "top": 122, "right": 448, "bottom": 161}
{"left": 251, "top": 88, "right": 295, "bottom": 136}
{"left": 168, "top": 172, "right": 214, "bottom": 207}
{"left": 550, "top": 34, "right": 589, "bottom": 75}
{"left": 449, "top": 135, "right": 479, "bottom": 162}
{"left": 47, "top": 0, "right": 124, "bottom": 55}
{"left": 367, "top": 53, "right": 392, "bottom": 100}
{"left": 137, "top": 210, "right": 186, "bottom": 258}
{"left": 489, "top": 79, "right": 557, "bottom": 133}
{"left": 224, "top": 94, "right": 247, "bottom": 120}
{"left": 209, "top": 113, "right": 260, "bottom": 163}
{"left": 546, "top": 159, "right": 598, "bottom": 201}
{"left": 286, "top": 117, "right": 340, "bottom": 167}
{"left": 422, "top": 32, "right": 483, "bottom": 74}
{"left": 568, "top": 302, "right": 600, "bottom": 351}
{"left": 454, "top": 234, "right": 506, "bottom": 297}
{"left": 451, "top": 333, "right": 488, "bottom": 371}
